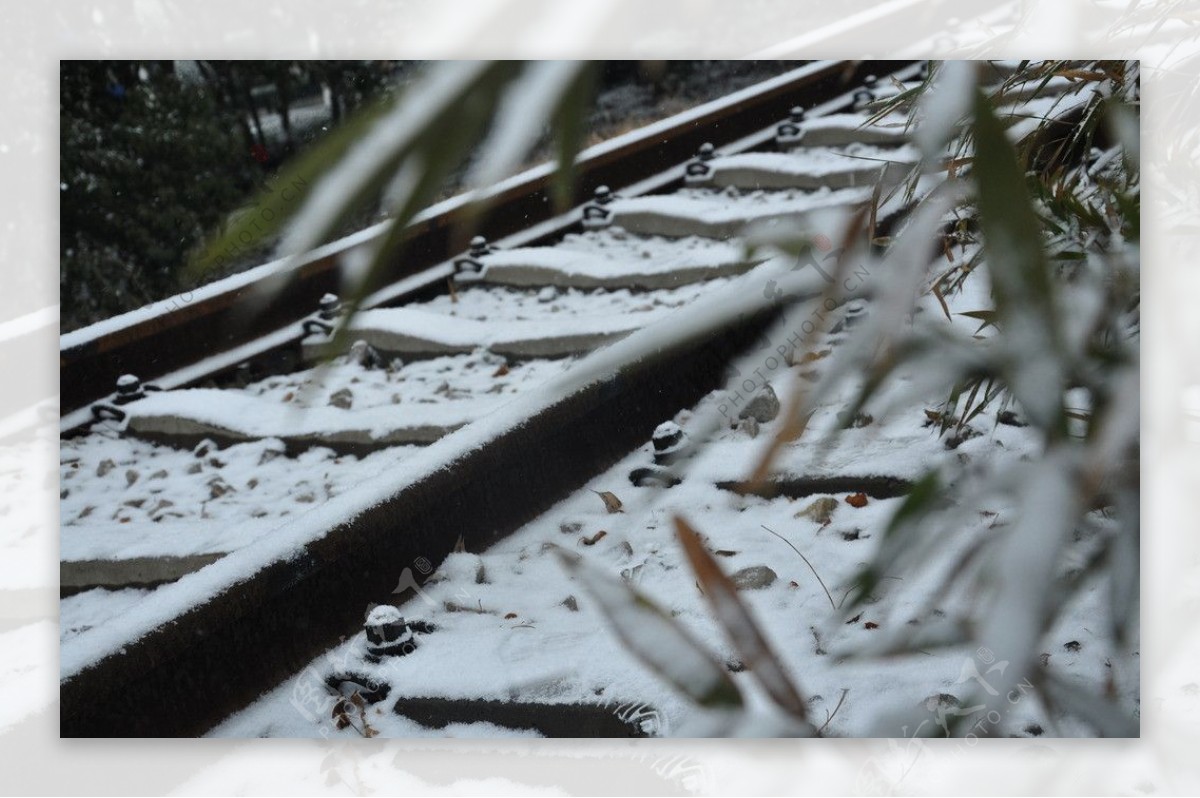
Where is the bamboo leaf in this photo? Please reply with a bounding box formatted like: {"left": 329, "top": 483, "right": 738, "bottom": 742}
{"left": 674, "top": 516, "right": 810, "bottom": 723}
{"left": 553, "top": 546, "right": 743, "bottom": 711}
{"left": 970, "top": 88, "right": 1066, "bottom": 433}
{"left": 184, "top": 97, "right": 395, "bottom": 282}
{"left": 551, "top": 63, "right": 600, "bottom": 213}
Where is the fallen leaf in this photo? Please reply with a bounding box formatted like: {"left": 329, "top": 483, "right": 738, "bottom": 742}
{"left": 492, "top": 363, "right": 510, "bottom": 377}
{"left": 864, "top": 621, "right": 879, "bottom": 630}
{"left": 581, "top": 530, "right": 608, "bottom": 546}
{"left": 795, "top": 497, "right": 838, "bottom": 525}
{"left": 845, "top": 492, "right": 868, "bottom": 508}
{"left": 504, "top": 612, "right": 518, "bottom": 619}
{"left": 592, "top": 490, "right": 624, "bottom": 514}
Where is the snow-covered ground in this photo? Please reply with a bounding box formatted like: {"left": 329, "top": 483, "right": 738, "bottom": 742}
{"left": 62, "top": 66, "right": 1136, "bottom": 740}
{"left": 212, "top": 291, "right": 1137, "bottom": 739}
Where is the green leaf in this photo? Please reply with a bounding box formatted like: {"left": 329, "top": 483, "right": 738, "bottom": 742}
{"left": 551, "top": 63, "right": 600, "bottom": 214}
{"left": 184, "top": 96, "right": 394, "bottom": 283}
{"left": 970, "top": 88, "right": 1066, "bottom": 434}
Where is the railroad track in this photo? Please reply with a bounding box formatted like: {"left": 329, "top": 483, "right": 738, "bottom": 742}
{"left": 59, "top": 60, "right": 1100, "bottom": 737}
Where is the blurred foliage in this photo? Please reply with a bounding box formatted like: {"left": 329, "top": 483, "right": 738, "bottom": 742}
{"left": 59, "top": 60, "right": 402, "bottom": 332}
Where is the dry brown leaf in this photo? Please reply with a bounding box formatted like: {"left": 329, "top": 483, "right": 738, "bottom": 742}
{"left": 845, "top": 493, "right": 868, "bottom": 508}
{"left": 581, "top": 530, "right": 608, "bottom": 546}
{"left": 592, "top": 490, "right": 624, "bottom": 514}
{"left": 492, "top": 363, "right": 510, "bottom": 378}
{"left": 675, "top": 516, "right": 809, "bottom": 722}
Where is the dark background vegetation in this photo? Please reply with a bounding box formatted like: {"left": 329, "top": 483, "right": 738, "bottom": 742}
{"left": 59, "top": 60, "right": 791, "bottom": 333}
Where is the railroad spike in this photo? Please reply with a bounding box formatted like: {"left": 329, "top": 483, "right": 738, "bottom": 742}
{"left": 302, "top": 293, "right": 343, "bottom": 337}
{"left": 453, "top": 236, "right": 493, "bottom": 283}
{"left": 852, "top": 88, "right": 875, "bottom": 113}
{"left": 684, "top": 143, "right": 716, "bottom": 185}
{"left": 581, "top": 184, "right": 617, "bottom": 230}
{"left": 90, "top": 373, "right": 161, "bottom": 424}
{"left": 775, "top": 105, "right": 807, "bottom": 148}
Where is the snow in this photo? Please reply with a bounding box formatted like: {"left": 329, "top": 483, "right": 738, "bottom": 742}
{"left": 479, "top": 235, "right": 756, "bottom": 287}
{"left": 320, "top": 306, "right": 654, "bottom": 360}
{"left": 709, "top": 145, "right": 919, "bottom": 180}
{"left": 124, "top": 387, "right": 497, "bottom": 444}
{"left": 366, "top": 604, "right": 405, "bottom": 626}
{"left": 60, "top": 588, "right": 154, "bottom": 642}
{"left": 216, "top": 341, "right": 1132, "bottom": 738}
{"left": 914, "top": 60, "right": 976, "bottom": 159}
{"left": 59, "top": 65, "right": 1137, "bottom": 741}
{"left": 210, "top": 224, "right": 1137, "bottom": 737}
{"left": 611, "top": 186, "right": 873, "bottom": 239}
{"left": 58, "top": 257, "right": 819, "bottom": 680}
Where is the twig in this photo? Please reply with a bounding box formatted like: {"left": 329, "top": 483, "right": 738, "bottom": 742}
{"left": 816, "top": 688, "right": 850, "bottom": 736}
{"left": 761, "top": 525, "right": 836, "bottom": 611}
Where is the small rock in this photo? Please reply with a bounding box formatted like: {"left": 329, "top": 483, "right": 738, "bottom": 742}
{"left": 561, "top": 595, "right": 579, "bottom": 612}
{"left": 258, "top": 442, "right": 286, "bottom": 465}
{"left": 1064, "top": 640, "right": 1082, "bottom": 652}
{"left": 998, "top": 410, "right": 1027, "bottom": 427}
{"left": 186, "top": 462, "right": 203, "bottom": 475}
{"left": 193, "top": 439, "right": 216, "bottom": 459}
{"left": 738, "top": 385, "right": 781, "bottom": 424}
{"left": 841, "top": 528, "right": 863, "bottom": 541}
{"left": 125, "top": 469, "right": 139, "bottom": 487}
{"left": 349, "top": 340, "right": 385, "bottom": 369}
{"left": 208, "top": 477, "right": 235, "bottom": 499}
{"left": 923, "top": 693, "right": 961, "bottom": 712}
{"left": 149, "top": 469, "right": 169, "bottom": 480}
{"left": 737, "top": 416, "right": 759, "bottom": 438}
{"left": 1024, "top": 723, "right": 1044, "bottom": 736}
{"left": 795, "top": 497, "right": 838, "bottom": 525}
{"left": 732, "top": 565, "right": 778, "bottom": 590}
{"left": 96, "top": 459, "right": 116, "bottom": 478}
{"left": 328, "top": 388, "right": 354, "bottom": 410}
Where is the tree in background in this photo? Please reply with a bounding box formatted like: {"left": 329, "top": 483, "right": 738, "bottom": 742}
{"left": 59, "top": 60, "right": 402, "bottom": 332}
{"left": 60, "top": 61, "right": 256, "bottom": 331}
